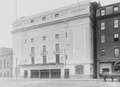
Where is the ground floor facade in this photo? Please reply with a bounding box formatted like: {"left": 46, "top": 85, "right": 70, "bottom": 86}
{"left": 97, "top": 60, "right": 120, "bottom": 78}
{"left": 13, "top": 63, "right": 94, "bottom": 79}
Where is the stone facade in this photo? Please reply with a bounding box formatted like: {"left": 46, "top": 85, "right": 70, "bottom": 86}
{"left": 0, "top": 47, "right": 13, "bottom": 78}
{"left": 11, "top": 0, "right": 98, "bottom": 79}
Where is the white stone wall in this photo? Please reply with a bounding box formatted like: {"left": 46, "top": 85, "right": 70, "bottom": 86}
{"left": 12, "top": 0, "right": 94, "bottom": 78}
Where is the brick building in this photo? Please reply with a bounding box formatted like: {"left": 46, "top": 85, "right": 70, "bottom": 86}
{"left": 96, "top": 2, "right": 120, "bottom": 78}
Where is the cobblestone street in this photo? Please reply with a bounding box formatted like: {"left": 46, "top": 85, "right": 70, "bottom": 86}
{"left": 0, "top": 79, "right": 118, "bottom": 87}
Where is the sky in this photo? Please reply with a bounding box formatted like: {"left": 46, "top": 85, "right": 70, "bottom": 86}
{"left": 0, "top": 0, "right": 120, "bottom": 48}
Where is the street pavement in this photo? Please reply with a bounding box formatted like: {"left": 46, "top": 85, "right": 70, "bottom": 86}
{"left": 0, "top": 78, "right": 119, "bottom": 87}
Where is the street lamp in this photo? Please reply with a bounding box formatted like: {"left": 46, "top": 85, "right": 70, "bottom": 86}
{"left": 63, "top": 20, "right": 69, "bottom": 79}
{"left": 64, "top": 49, "right": 67, "bottom": 78}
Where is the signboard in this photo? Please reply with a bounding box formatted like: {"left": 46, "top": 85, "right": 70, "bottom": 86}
{"left": 75, "top": 65, "right": 84, "bottom": 74}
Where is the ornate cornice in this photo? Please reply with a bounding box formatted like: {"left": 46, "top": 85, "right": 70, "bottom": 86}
{"left": 11, "top": 13, "right": 90, "bottom": 34}
{"left": 97, "top": 12, "right": 120, "bottom": 20}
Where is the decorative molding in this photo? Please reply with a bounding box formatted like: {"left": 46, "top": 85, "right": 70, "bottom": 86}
{"left": 97, "top": 12, "right": 120, "bottom": 20}
{"left": 11, "top": 13, "right": 90, "bottom": 34}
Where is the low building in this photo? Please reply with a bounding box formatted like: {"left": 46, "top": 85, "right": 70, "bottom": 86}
{"left": 0, "top": 47, "right": 13, "bottom": 78}
{"left": 96, "top": 2, "right": 120, "bottom": 78}
{"left": 11, "top": 0, "right": 98, "bottom": 79}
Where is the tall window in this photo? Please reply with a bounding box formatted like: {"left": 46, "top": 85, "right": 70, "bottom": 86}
{"left": 101, "top": 35, "right": 105, "bottom": 43}
{"left": 31, "top": 47, "right": 35, "bottom": 53}
{"left": 65, "top": 33, "right": 67, "bottom": 38}
{"left": 7, "top": 62, "right": 9, "bottom": 68}
{"left": 56, "top": 54, "right": 60, "bottom": 63}
{"left": 43, "top": 36, "right": 46, "bottom": 41}
{"left": 101, "top": 22, "right": 105, "bottom": 30}
{"left": 43, "top": 45, "right": 46, "bottom": 52}
{"left": 114, "top": 33, "right": 119, "bottom": 42}
{"left": 55, "top": 34, "right": 59, "bottom": 39}
{"left": 55, "top": 43, "right": 60, "bottom": 51}
{"left": 43, "top": 55, "right": 46, "bottom": 64}
{"left": 4, "top": 60, "right": 6, "bottom": 69}
{"left": 114, "top": 6, "right": 119, "bottom": 12}
{"left": 114, "top": 48, "right": 119, "bottom": 57}
{"left": 101, "top": 49, "right": 105, "bottom": 58}
{"left": 100, "top": 9, "right": 105, "bottom": 16}
{"left": 114, "top": 19, "right": 119, "bottom": 28}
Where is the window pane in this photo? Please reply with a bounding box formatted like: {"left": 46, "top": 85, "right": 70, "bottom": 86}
{"left": 114, "top": 7, "right": 119, "bottom": 12}
{"left": 55, "top": 44, "right": 59, "bottom": 51}
{"left": 55, "top": 13, "right": 59, "bottom": 18}
{"left": 101, "top": 35, "right": 105, "bottom": 43}
{"left": 115, "top": 48, "right": 119, "bottom": 57}
{"left": 101, "top": 49, "right": 105, "bottom": 58}
{"left": 43, "top": 45, "right": 46, "bottom": 52}
{"left": 101, "top": 22, "right": 105, "bottom": 30}
{"left": 42, "top": 17, "right": 46, "bottom": 21}
{"left": 31, "top": 38, "right": 34, "bottom": 42}
{"left": 43, "top": 36, "right": 46, "bottom": 41}
{"left": 55, "top": 34, "right": 59, "bottom": 39}
{"left": 114, "top": 20, "right": 118, "bottom": 28}
{"left": 114, "top": 33, "right": 119, "bottom": 42}
{"left": 31, "top": 47, "right": 35, "bottom": 53}
{"left": 101, "top": 10, "right": 105, "bottom": 16}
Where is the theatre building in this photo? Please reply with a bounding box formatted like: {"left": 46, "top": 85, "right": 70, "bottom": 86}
{"left": 96, "top": 2, "right": 120, "bottom": 78}
{"left": 11, "top": 0, "right": 98, "bottom": 79}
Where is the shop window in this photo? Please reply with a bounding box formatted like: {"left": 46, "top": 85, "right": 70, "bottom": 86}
{"left": 102, "top": 68, "right": 109, "bottom": 73}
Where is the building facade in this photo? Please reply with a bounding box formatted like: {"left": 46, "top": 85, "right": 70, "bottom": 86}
{"left": 0, "top": 47, "right": 13, "bottom": 78}
{"left": 96, "top": 2, "right": 120, "bottom": 78}
{"left": 11, "top": 0, "right": 98, "bottom": 79}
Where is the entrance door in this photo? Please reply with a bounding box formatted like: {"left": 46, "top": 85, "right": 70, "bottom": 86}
{"left": 40, "top": 70, "right": 49, "bottom": 78}
{"left": 56, "top": 54, "right": 60, "bottom": 63}
{"left": 24, "top": 70, "right": 28, "bottom": 78}
{"left": 51, "top": 69, "right": 61, "bottom": 78}
{"left": 31, "top": 70, "right": 39, "bottom": 78}
{"left": 64, "top": 69, "right": 69, "bottom": 78}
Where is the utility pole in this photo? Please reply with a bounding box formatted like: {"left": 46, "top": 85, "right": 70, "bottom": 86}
{"left": 64, "top": 49, "right": 66, "bottom": 78}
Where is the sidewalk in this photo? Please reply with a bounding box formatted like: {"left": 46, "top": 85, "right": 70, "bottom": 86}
{"left": 7, "top": 78, "right": 119, "bottom": 82}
